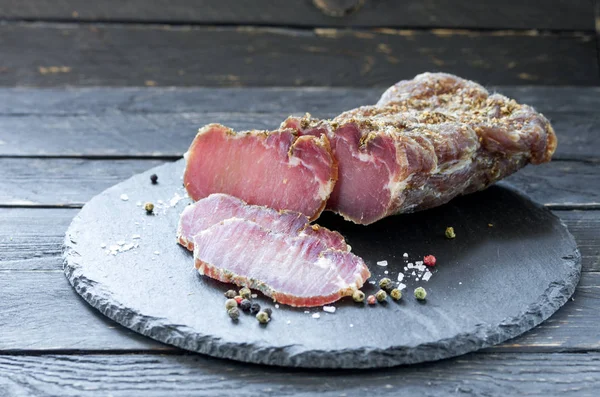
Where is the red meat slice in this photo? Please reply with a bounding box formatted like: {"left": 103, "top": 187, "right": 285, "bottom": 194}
{"left": 192, "top": 218, "right": 370, "bottom": 307}
{"left": 183, "top": 124, "right": 337, "bottom": 221}
{"left": 177, "top": 193, "right": 347, "bottom": 252}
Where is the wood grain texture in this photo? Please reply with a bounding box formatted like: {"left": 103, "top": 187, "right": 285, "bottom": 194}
{"left": 0, "top": 23, "right": 597, "bottom": 87}
{"left": 0, "top": 0, "right": 594, "bottom": 30}
{"left": 0, "top": 87, "right": 598, "bottom": 160}
{"left": 1, "top": 352, "right": 600, "bottom": 397}
{"left": 0, "top": 158, "right": 597, "bottom": 207}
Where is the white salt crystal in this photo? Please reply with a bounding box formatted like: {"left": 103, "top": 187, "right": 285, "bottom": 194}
{"left": 369, "top": 281, "right": 376, "bottom": 284}
{"left": 304, "top": 310, "right": 310, "bottom": 314}
{"left": 411, "top": 271, "right": 416, "bottom": 276}
{"left": 120, "top": 194, "right": 129, "bottom": 201}
{"left": 459, "top": 282, "right": 462, "bottom": 285}
{"left": 404, "top": 266, "right": 408, "bottom": 271}
{"left": 398, "top": 283, "right": 407, "bottom": 290}
{"left": 407, "top": 263, "right": 414, "bottom": 269}
{"left": 275, "top": 304, "right": 280, "bottom": 309}
{"left": 349, "top": 324, "right": 354, "bottom": 328}
{"left": 415, "top": 261, "right": 424, "bottom": 266}
{"left": 384, "top": 270, "right": 389, "bottom": 274}
{"left": 117, "top": 240, "right": 125, "bottom": 246}
{"left": 109, "top": 244, "right": 120, "bottom": 252}
{"left": 416, "top": 264, "right": 426, "bottom": 272}
{"left": 422, "top": 272, "right": 432, "bottom": 282}
{"left": 169, "top": 193, "right": 184, "bottom": 207}
{"left": 157, "top": 200, "right": 164, "bottom": 204}
{"left": 100, "top": 243, "right": 106, "bottom": 249}
{"left": 312, "top": 313, "right": 320, "bottom": 319}
{"left": 403, "top": 253, "right": 408, "bottom": 258}
{"left": 251, "top": 294, "right": 258, "bottom": 299}
{"left": 119, "top": 243, "right": 135, "bottom": 252}
{"left": 135, "top": 201, "right": 142, "bottom": 206}
{"left": 323, "top": 306, "right": 336, "bottom": 313}
{"left": 153, "top": 251, "right": 160, "bottom": 255}
{"left": 286, "top": 320, "right": 291, "bottom": 325}
{"left": 397, "top": 273, "right": 404, "bottom": 282}
{"left": 132, "top": 234, "right": 141, "bottom": 239}
{"left": 376, "top": 260, "right": 388, "bottom": 267}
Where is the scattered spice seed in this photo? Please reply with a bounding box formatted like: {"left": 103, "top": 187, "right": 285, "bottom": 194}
{"left": 225, "top": 299, "right": 237, "bottom": 310}
{"left": 414, "top": 287, "right": 427, "bottom": 301}
{"left": 263, "top": 308, "right": 273, "bottom": 317}
{"left": 424, "top": 255, "right": 436, "bottom": 267}
{"left": 367, "top": 295, "right": 377, "bottom": 305}
{"left": 234, "top": 296, "right": 243, "bottom": 304}
{"left": 445, "top": 226, "right": 456, "bottom": 239}
{"left": 390, "top": 288, "right": 402, "bottom": 300}
{"left": 379, "top": 277, "right": 393, "bottom": 291}
{"left": 227, "top": 307, "right": 240, "bottom": 321}
{"left": 239, "top": 287, "right": 251, "bottom": 299}
{"left": 256, "top": 311, "right": 270, "bottom": 324}
{"left": 488, "top": 223, "right": 494, "bottom": 227}
{"left": 224, "top": 290, "right": 237, "bottom": 299}
{"left": 150, "top": 174, "right": 158, "bottom": 184}
{"left": 144, "top": 202, "right": 154, "bottom": 214}
{"left": 249, "top": 302, "right": 261, "bottom": 314}
{"left": 239, "top": 299, "right": 251, "bottom": 312}
{"left": 352, "top": 290, "right": 365, "bottom": 303}
{"left": 375, "top": 289, "right": 387, "bottom": 302}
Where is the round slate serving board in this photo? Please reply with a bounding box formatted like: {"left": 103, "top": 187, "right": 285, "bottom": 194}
{"left": 63, "top": 159, "right": 581, "bottom": 369}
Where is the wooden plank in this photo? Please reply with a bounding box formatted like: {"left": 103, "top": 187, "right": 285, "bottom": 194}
{"left": 1, "top": 352, "right": 600, "bottom": 397}
{"left": 0, "top": 158, "right": 597, "bottom": 207}
{"left": 0, "top": 0, "right": 593, "bottom": 30}
{"left": 0, "top": 23, "right": 597, "bottom": 87}
{"left": 0, "top": 88, "right": 598, "bottom": 160}
{"left": 2, "top": 208, "right": 598, "bottom": 273}
{"left": 0, "top": 270, "right": 599, "bottom": 352}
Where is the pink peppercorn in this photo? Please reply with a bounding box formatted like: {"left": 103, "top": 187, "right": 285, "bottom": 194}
{"left": 424, "top": 255, "right": 436, "bottom": 267}
{"left": 367, "top": 295, "right": 377, "bottom": 305}
{"left": 234, "top": 296, "right": 243, "bottom": 304}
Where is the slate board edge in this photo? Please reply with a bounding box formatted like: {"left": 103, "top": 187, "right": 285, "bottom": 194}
{"left": 62, "top": 160, "right": 582, "bottom": 369}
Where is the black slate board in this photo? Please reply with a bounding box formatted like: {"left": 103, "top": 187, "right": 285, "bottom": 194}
{"left": 63, "top": 159, "right": 581, "bottom": 368}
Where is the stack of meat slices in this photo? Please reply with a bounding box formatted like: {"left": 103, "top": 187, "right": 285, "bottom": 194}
{"left": 179, "top": 73, "right": 557, "bottom": 307}
{"left": 177, "top": 194, "right": 370, "bottom": 307}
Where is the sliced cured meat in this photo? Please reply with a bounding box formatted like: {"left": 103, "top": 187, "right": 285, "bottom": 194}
{"left": 177, "top": 193, "right": 347, "bottom": 252}
{"left": 183, "top": 123, "right": 337, "bottom": 221}
{"left": 192, "top": 218, "right": 370, "bottom": 307}
{"left": 282, "top": 72, "right": 556, "bottom": 224}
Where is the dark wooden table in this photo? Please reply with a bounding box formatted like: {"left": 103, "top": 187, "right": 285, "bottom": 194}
{"left": 1, "top": 1, "right": 600, "bottom": 395}
{"left": 0, "top": 86, "right": 599, "bottom": 396}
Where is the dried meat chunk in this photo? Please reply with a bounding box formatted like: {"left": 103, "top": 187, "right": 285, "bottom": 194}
{"left": 192, "top": 218, "right": 370, "bottom": 307}
{"left": 183, "top": 123, "right": 337, "bottom": 221}
{"left": 282, "top": 73, "right": 556, "bottom": 224}
{"left": 177, "top": 193, "right": 348, "bottom": 252}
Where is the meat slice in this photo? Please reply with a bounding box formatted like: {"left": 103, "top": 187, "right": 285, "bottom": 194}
{"left": 192, "top": 218, "right": 370, "bottom": 307}
{"left": 183, "top": 123, "right": 337, "bottom": 221}
{"left": 177, "top": 193, "right": 347, "bottom": 252}
{"left": 282, "top": 72, "right": 556, "bottom": 224}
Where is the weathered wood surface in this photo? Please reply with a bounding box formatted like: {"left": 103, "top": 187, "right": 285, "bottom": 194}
{"left": 0, "top": 158, "right": 598, "bottom": 207}
{"left": 1, "top": 353, "right": 600, "bottom": 397}
{"left": 0, "top": 23, "right": 597, "bottom": 87}
{"left": 0, "top": 87, "right": 598, "bottom": 160}
{"left": 0, "top": 0, "right": 594, "bottom": 30}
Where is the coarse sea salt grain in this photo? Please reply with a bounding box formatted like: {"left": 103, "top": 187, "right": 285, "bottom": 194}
{"left": 286, "top": 320, "right": 291, "bottom": 325}
{"left": 376, "top": 260, "right": 388, "bottom": 267}
{"left": 415, "top": 261, "right": 424, "bottom": 266}
{"left": 132, "top": 234, "right": 141, "bottom": 239}
{"left": 304, "top": 311, "right": 310, "bottom": 314}
{"left": 135, "top": 201, "right": 142, "bottom": 207}
{"left": 312, "top": 313, "right": 320, "bottom": 319}
{"left": 120, "top": 194, "right": 129, "bottom": 201}
{"left": 403, "top": 253, "right": 408, "bottom": 258}
{"left": 384, "top": 270, "right": 389, "bottom": 274}
{"left": 117, "top": 240, "right": 125, "bottom": 246}
{"left": 153, "top": 251, "right": 160, "bottom": 255}
{"left": 349, "top": 324, "right": 354, "bottom": 328}
{"left": 407, "top": 263, "right": 414, "bottom": 269}
{"left": 323, "top": 306, "right": 336, "bottom": 313}
{"left": 369, "top": 281, "right": 376, "bottom": 284}
{"left": 275, "top": 304, "right": 280, "bottom": 309}
{"left": 411, "top": 271, "right": 416, "bottom": 276}
{"left": 119, "top": 243, "right": 135, "bottom": 252}
{"left": 422, "top": 272, "right": 432, "bottom": 282}
{"left": 397, "top": 273, "right": 404, "bottom": 282}
{"left": 398, "top": 283, "right": 407, "bottom": 290}
{"left": 100, "top": 243, "right": 106, "bottom": 249}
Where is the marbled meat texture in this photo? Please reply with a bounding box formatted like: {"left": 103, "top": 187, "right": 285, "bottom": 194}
{"left": 177, "top": 193, "right": 348, "bottom": 252}
{"left": 178, "top": 195, "right": 368, "bottom": 307}
{"left": 282, "top": 72, "right": 556, "bottom": 224}
{"left": 183, "top": 123, "right": 337, "bottom": 221}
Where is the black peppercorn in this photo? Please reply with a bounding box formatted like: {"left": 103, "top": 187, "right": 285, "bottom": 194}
{"left": 263, "top": 308, "right": 273, "bottom": 317}
{"left": 150, "top": 174, "right": 158, "bottom": 184}
{"left": 239, "top": 299, "right": 251, "bottom": 311}
{"left": 249, "top": 302, "right": 261, "bottom": 314}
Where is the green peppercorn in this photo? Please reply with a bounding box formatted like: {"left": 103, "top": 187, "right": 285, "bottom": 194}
{"left": 352, "top": 290, "right": 365, "bottom": 303}
{"left": 414, "top": 287, "right": 427, "bottom": 300}
{"left": 239, "top": 287, "right": 252, "bottom": 299}
{"left": 239, "top": 299, "right": 251, "bottom": 311}
{"left": 375, "top": 289, "right": 387, "bottom": 302}
{"left": 144, "top": 202, "right": 154, "bottom": 214}
{"left": 379, "top": 277, "right": 393, "bottom": 291}
{"left": 224, "top": 290, "right": 237, "bottom": 299}
{"left": 228, "top": 307, "right": 240, "bottom": 320}
{"left": 390, "top": 288, "right": 402, "bottom": 300}
{"left": 249, "top": 302, "right": 261, "bottom": 314}
{"left": 225, "top": 298, "right": 238, "bottom": 310}
{"left": 256, "top": 311, "right": 270, "bottom": 324}
{"left": 445, "top": 226, "right": 456, "bottom": 239}
{"left": 263, "top": 308, "right": 273, "bottom": 317}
